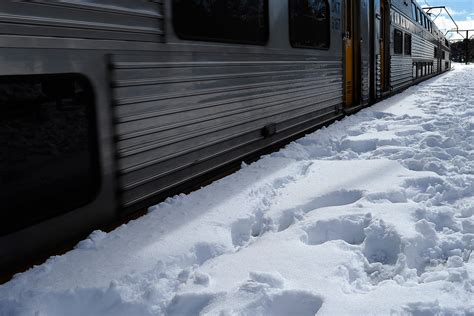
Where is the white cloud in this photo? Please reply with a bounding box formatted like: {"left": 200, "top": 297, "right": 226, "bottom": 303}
{"left": 445, "top": 7, "right": 468, "bottom": 16}
{"left": 424, "top": 6, "right": 468, "bottom": 17}
{"left": 431, "top": 13, "right": 474, "bottom": 40}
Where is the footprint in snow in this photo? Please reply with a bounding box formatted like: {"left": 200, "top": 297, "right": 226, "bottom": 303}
{"left": 231, "top": 210, "right": 272, "bottom": 247}
{"left": 301, "top": 213, "right": 372, "bottom": 246}
{"left": 277, "top": 190, "right": 364, "bottom": 233}
{"left": 293, "top": 190, "right": 364, "bottom": 216}
{"left": 238, "top": 272, "right": 323, "bottom": 316}
{"left": 362, "top": 219, "right": 402, "bottom": 265}
{"left": 252, "top": 290, "right": 323, "bottom": 316}
{"left": 166, "top": 292, "right": 216, "bottom": 316}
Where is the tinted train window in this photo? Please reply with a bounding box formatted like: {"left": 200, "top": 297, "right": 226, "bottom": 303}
{"left": 404, "top": 33, "right": 412, "bottom": 55}
{"left": 411, "top": 2, "right": 417, "bottom": 21}
{"left": 394, "top": 29, "right": 403, "bottom": 54}
{"left": 289, "top": 0, "right": 330, "bottom": 49}
{"left": 172, "top": 0, "right": 269, "bottom": 45}
{"left": 0, "top": 74, "right": 99, "bottom": 235}
{"left": 417, "top": 8, "right": 423, "bottom": 25}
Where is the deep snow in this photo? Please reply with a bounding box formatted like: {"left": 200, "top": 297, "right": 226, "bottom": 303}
{"left": 1, "top": 64, "right": 473, "bottom": 316}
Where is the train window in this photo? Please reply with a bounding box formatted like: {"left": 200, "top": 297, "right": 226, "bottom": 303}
{"left": 411, "top": 2, "right": 417, "bottom": 21}
{"left": 289, "top": 0, "right": 330, "bottom": 49}
{"left": 172, "top": 0, "right": 269, "bottom": 45}
{"left": 404, "top": 33, "right": 412, "bottom": 55}
{"left": 0, "top": 74, "right": 99, "bottom": 235}
{"left": 417, "top": 8, "right": 423, "bottom": 25}
{"left": 394, "top": 29, "right": 403, "bottom": 54}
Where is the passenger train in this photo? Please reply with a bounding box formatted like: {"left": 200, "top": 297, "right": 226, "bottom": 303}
{"left": 0, "top": 0, "right": 451, "bottom": 275}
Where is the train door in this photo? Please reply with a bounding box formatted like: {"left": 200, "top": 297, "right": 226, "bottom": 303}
{"left": 344, "top": 0, "right": 361, "bottom": 108}
{"left": 379, "top": 0, "right": 391, "bottom": 94}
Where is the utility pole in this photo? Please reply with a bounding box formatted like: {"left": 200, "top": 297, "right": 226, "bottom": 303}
{"left": 466, "top": 30, "right": 470, "bottom": 65}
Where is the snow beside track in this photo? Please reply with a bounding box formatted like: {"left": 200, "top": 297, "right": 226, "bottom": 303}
{"left": 1, "top": 64, "right": 474, "bottom": 315}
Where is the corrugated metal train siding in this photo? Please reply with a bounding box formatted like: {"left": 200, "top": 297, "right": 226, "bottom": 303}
{"left": 0, "top": 0, "right": 163, "bottom": 42}
{"left": 412, "top": 35, "right": 434, "bottom": 60}
{"left": 110, "top": 53, "right": 343, "bottom": 209}
{"left": 390, "top": 55, "right": 412, "bottom": 89}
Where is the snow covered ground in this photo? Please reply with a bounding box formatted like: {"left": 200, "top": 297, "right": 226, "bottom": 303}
{"left": 1, "top": 64, "right": 473, "bottom": 315}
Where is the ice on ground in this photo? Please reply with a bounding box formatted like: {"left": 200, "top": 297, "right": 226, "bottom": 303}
{"left": 1, "top": 64, "right": 474, "bottom": 315}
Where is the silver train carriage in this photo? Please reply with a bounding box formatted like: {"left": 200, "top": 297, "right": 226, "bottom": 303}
{"left": 0, "top": 0, "right": 451, "bottom": 275}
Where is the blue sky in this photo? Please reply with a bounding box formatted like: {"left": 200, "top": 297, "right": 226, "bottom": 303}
{"left": 422, "top": 0, "right": 473, "bottom": 19}
{"left": 418, "top": 0, "right": 474, "bottom": 39}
